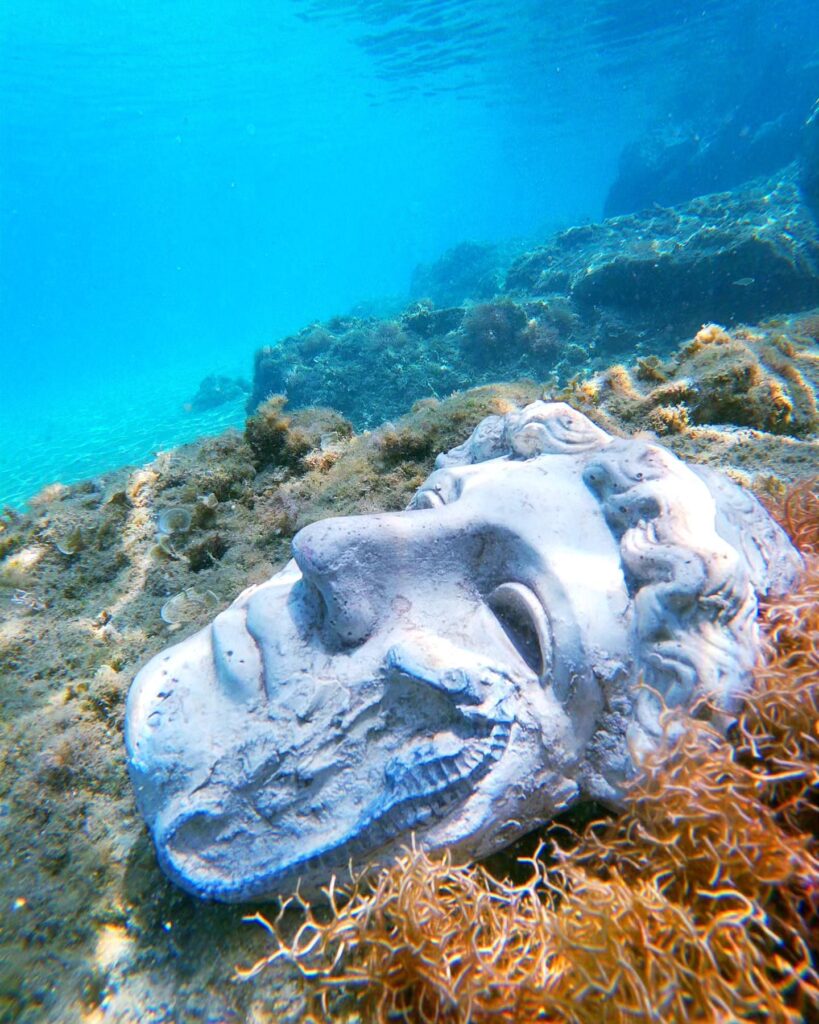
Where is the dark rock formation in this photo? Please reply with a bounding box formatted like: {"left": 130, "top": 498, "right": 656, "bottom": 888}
{"left": 409, "top": 241, "right": 507, "bottom": 307}
{"left": 400, "top": 303, "right": 464, "bottom": 339}
{"left": 249, "top": 316, "right": 476, "bottom": 428}
{"left": 247, "top": 293, "right": 596, "bottom": 428}
{"left": 506, "top": 170, "right": 819, "bottom": 354}
{"left": 250, "top": 168, "right": 819, "bottom": 428}
{"left": 604, "top": 64, "right": 819, "bottom": 218}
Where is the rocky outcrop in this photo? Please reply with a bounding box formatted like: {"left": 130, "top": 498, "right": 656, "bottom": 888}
{"left": 505, "top": 170, "right": 819, "bottom": 354}
{"left": 603, "top": 66, "right": 819, "bottom": 217}
{"left": 184, "top": 374, "right": 249, "bottom": 414}
{"left": 250, "top": 169, "right": 819, "bottom": 428}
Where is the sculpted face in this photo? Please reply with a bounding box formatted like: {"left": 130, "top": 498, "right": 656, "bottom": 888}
{"left": 126, "top": 402, "right": 802, "bottom": 902}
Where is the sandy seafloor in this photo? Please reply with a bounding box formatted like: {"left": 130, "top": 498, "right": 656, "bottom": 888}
{"left": 0, "top": 314, "right": 817, "bottom": 1022}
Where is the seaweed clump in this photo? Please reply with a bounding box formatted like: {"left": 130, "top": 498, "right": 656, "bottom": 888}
{"left": 242, "top": 482, "right": 819, "bottom": 1023}
{"left": 245, "top": 396, "right": 352, "bottom": 472}
{"left": 460, "top": 300, "right": 529, "bottom": 365}
{"left": 591, "top": 321, "right": 819, "bottom": 438}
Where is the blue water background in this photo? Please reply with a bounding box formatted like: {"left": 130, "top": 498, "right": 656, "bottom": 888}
{"left": 1, "top": 0, "right": 816, "bottom": 507}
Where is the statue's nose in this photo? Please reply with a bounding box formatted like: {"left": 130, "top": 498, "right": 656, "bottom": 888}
{"left": 291, "top": 515, "right": 392, "bottom": 646}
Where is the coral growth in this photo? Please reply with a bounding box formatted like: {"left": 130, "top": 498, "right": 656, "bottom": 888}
{"left": 242, "top": 482, "right": 819, "bottom": 1023}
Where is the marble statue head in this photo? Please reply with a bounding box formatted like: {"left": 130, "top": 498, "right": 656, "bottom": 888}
{"left": 126, "top": 402, "right": 802, "bottom": 902}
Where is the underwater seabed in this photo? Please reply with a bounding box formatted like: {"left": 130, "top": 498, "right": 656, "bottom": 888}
{"left": 0, "top": 309, "right": 817, "bottom": 1021}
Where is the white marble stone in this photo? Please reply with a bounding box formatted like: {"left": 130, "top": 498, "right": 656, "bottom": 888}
{"left": 125, "top": 402, "right": 803, "bottom": 902}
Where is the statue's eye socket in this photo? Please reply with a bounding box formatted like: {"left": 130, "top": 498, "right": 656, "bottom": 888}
{"left": 411, "top": 488, "right": 445, "bottom": 510}
{"left": 488, "top": 583, "right": 553, "bottom": 681}
{"left": 408, "top": 474, "right": 461, "bottom": 511}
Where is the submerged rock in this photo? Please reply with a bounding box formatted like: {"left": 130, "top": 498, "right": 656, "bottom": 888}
{"left": 184, "top": 374, "right": 249, "bottom": 414}
{"left": 249, "top": 169, "right": 819, "bottom": 430}
{"left": 506, "top": 170, "right": 819, "bottom": 350}
{"left": 603, "top": 69, "right": 819, "bottom": 217}
{"left": 409, "top": 240, "right": 509, "bottom": 307}
{"left": 244, "top": 397, "right": 353, "bottom": 470}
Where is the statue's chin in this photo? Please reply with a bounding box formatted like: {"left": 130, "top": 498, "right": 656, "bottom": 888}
{"left": 155, "top": 715, "right": 515, "bottom": 902}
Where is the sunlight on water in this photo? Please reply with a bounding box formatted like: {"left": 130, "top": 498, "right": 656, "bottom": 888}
{"left": 0, "top": 0, "right": 817, "bottom": 507}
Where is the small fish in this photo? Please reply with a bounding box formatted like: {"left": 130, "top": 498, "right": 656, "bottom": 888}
{"left": 732, "top": 277, "right": 755, "bottom": 287}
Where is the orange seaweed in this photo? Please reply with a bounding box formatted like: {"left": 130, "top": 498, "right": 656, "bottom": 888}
{"left": 241, "top": 481, "right": 819, "bottom": 1023}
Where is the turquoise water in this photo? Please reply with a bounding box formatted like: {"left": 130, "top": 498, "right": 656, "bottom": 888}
{"left": 1, "top": 0, "right": 817, "bottom": 507}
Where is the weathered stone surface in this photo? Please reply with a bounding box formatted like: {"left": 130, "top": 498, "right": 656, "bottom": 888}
{"left": 506, "top": 171, "right": 819, "bottom": 349}
{"left": 249, "top": 171, "right": 819, "bottom": 429}
{"left": 126, "top": 402, "right": 802, "bottom": 903}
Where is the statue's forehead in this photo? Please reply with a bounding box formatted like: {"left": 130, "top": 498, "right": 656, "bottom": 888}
{"left": 414, "top": 454, "right": 615, "bottom": 567}
{"left": 424, "top": 451, "right": 591, "bottom": 498}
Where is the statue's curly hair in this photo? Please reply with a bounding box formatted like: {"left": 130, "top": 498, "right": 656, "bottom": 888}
{"left": 435, "top": 401, "right": 802, "bottom": 755}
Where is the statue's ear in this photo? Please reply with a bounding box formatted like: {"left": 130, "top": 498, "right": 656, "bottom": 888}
{"left": 691, "top": 465, "right": 803, "bottom": 597}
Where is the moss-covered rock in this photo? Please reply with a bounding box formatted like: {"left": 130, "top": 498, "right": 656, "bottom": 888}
{"left": 245, "top": 396, "right": 352, "bottom": 471}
